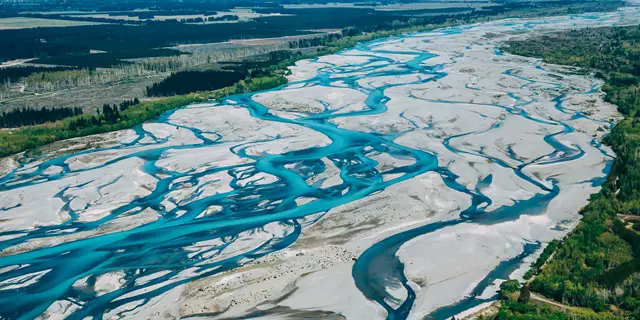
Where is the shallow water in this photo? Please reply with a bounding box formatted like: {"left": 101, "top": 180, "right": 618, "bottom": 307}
{"left": 1, "top": 6, "right": 639, "bottom": 320}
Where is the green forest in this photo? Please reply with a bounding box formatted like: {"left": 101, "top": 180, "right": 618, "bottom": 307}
{"left": 0, "top": 0, "right": 622, "bottom": 68}
{"left": 0, "top": 106, "right": 83, "bottom": 128}
{"left": 0, "top": 66, "right": 81, "bottom": 84}
{"left": 494, "top": 25, "right": 640, "bottom": 319}
{"left": 145, "top": 50, "right": 299, "bottom": 97}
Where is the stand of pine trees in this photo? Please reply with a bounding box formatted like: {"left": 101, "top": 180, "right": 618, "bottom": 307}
{"left": 0, "top": 107, "right": 83, "bottom": 128}
{"left": 0, "top": 98, "right": 140, "bottom": 130}
{"left": 68, "top": 98, "right": 141, "bottom": 131}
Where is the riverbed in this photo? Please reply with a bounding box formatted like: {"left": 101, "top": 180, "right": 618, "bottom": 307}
{"left": 1, "top": 5, "right": 640, "bottom": 320}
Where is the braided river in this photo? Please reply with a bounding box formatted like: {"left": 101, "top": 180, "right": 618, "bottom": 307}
{"left": 2, "top": 5, "right": 640, "bottom": 320}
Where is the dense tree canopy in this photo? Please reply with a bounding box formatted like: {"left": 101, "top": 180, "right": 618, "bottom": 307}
{"left": 0, "top": 106, "right": 82, "bottom": 128}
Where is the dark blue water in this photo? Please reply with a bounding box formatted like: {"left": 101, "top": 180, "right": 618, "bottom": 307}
{"left": 0, "top": 11, "right": 619, "bottom": 320}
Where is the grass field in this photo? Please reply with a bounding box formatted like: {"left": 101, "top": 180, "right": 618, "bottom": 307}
{"left": 0, "top": 17, "right": 106, "bottom": 30}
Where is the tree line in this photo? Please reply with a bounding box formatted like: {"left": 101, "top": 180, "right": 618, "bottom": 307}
{"left": 0, "top": 98, "right": 139, "bottom": 129}
{"left": 0, "top": 66, "right": 81, "bottom": 86}
{"left": 493, "top": 280, "right": 621, "bottom": 319}
{"left": 145, "top": 69, "right": 246, "bottom": 97}
{"left": 0, "top": 107, "right": 83, "bottom": 128}
{"left": 179, "top": 15, "right": 239, "bottom": 23}
{"left": 68, "top": 98, "right": 140, "bottom": 130}
{"left": 288, "top": 33, "right": 344, "bottom": 49}
{"left": 145, "top": 50, "right": 297, "bottom": 97}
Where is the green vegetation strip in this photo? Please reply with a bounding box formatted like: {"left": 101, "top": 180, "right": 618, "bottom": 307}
{"left": 523, "top": 239, "right": 559, "bottom": 280}
{"left": 495, "top": 25, "right": 640, "bottom": 319}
